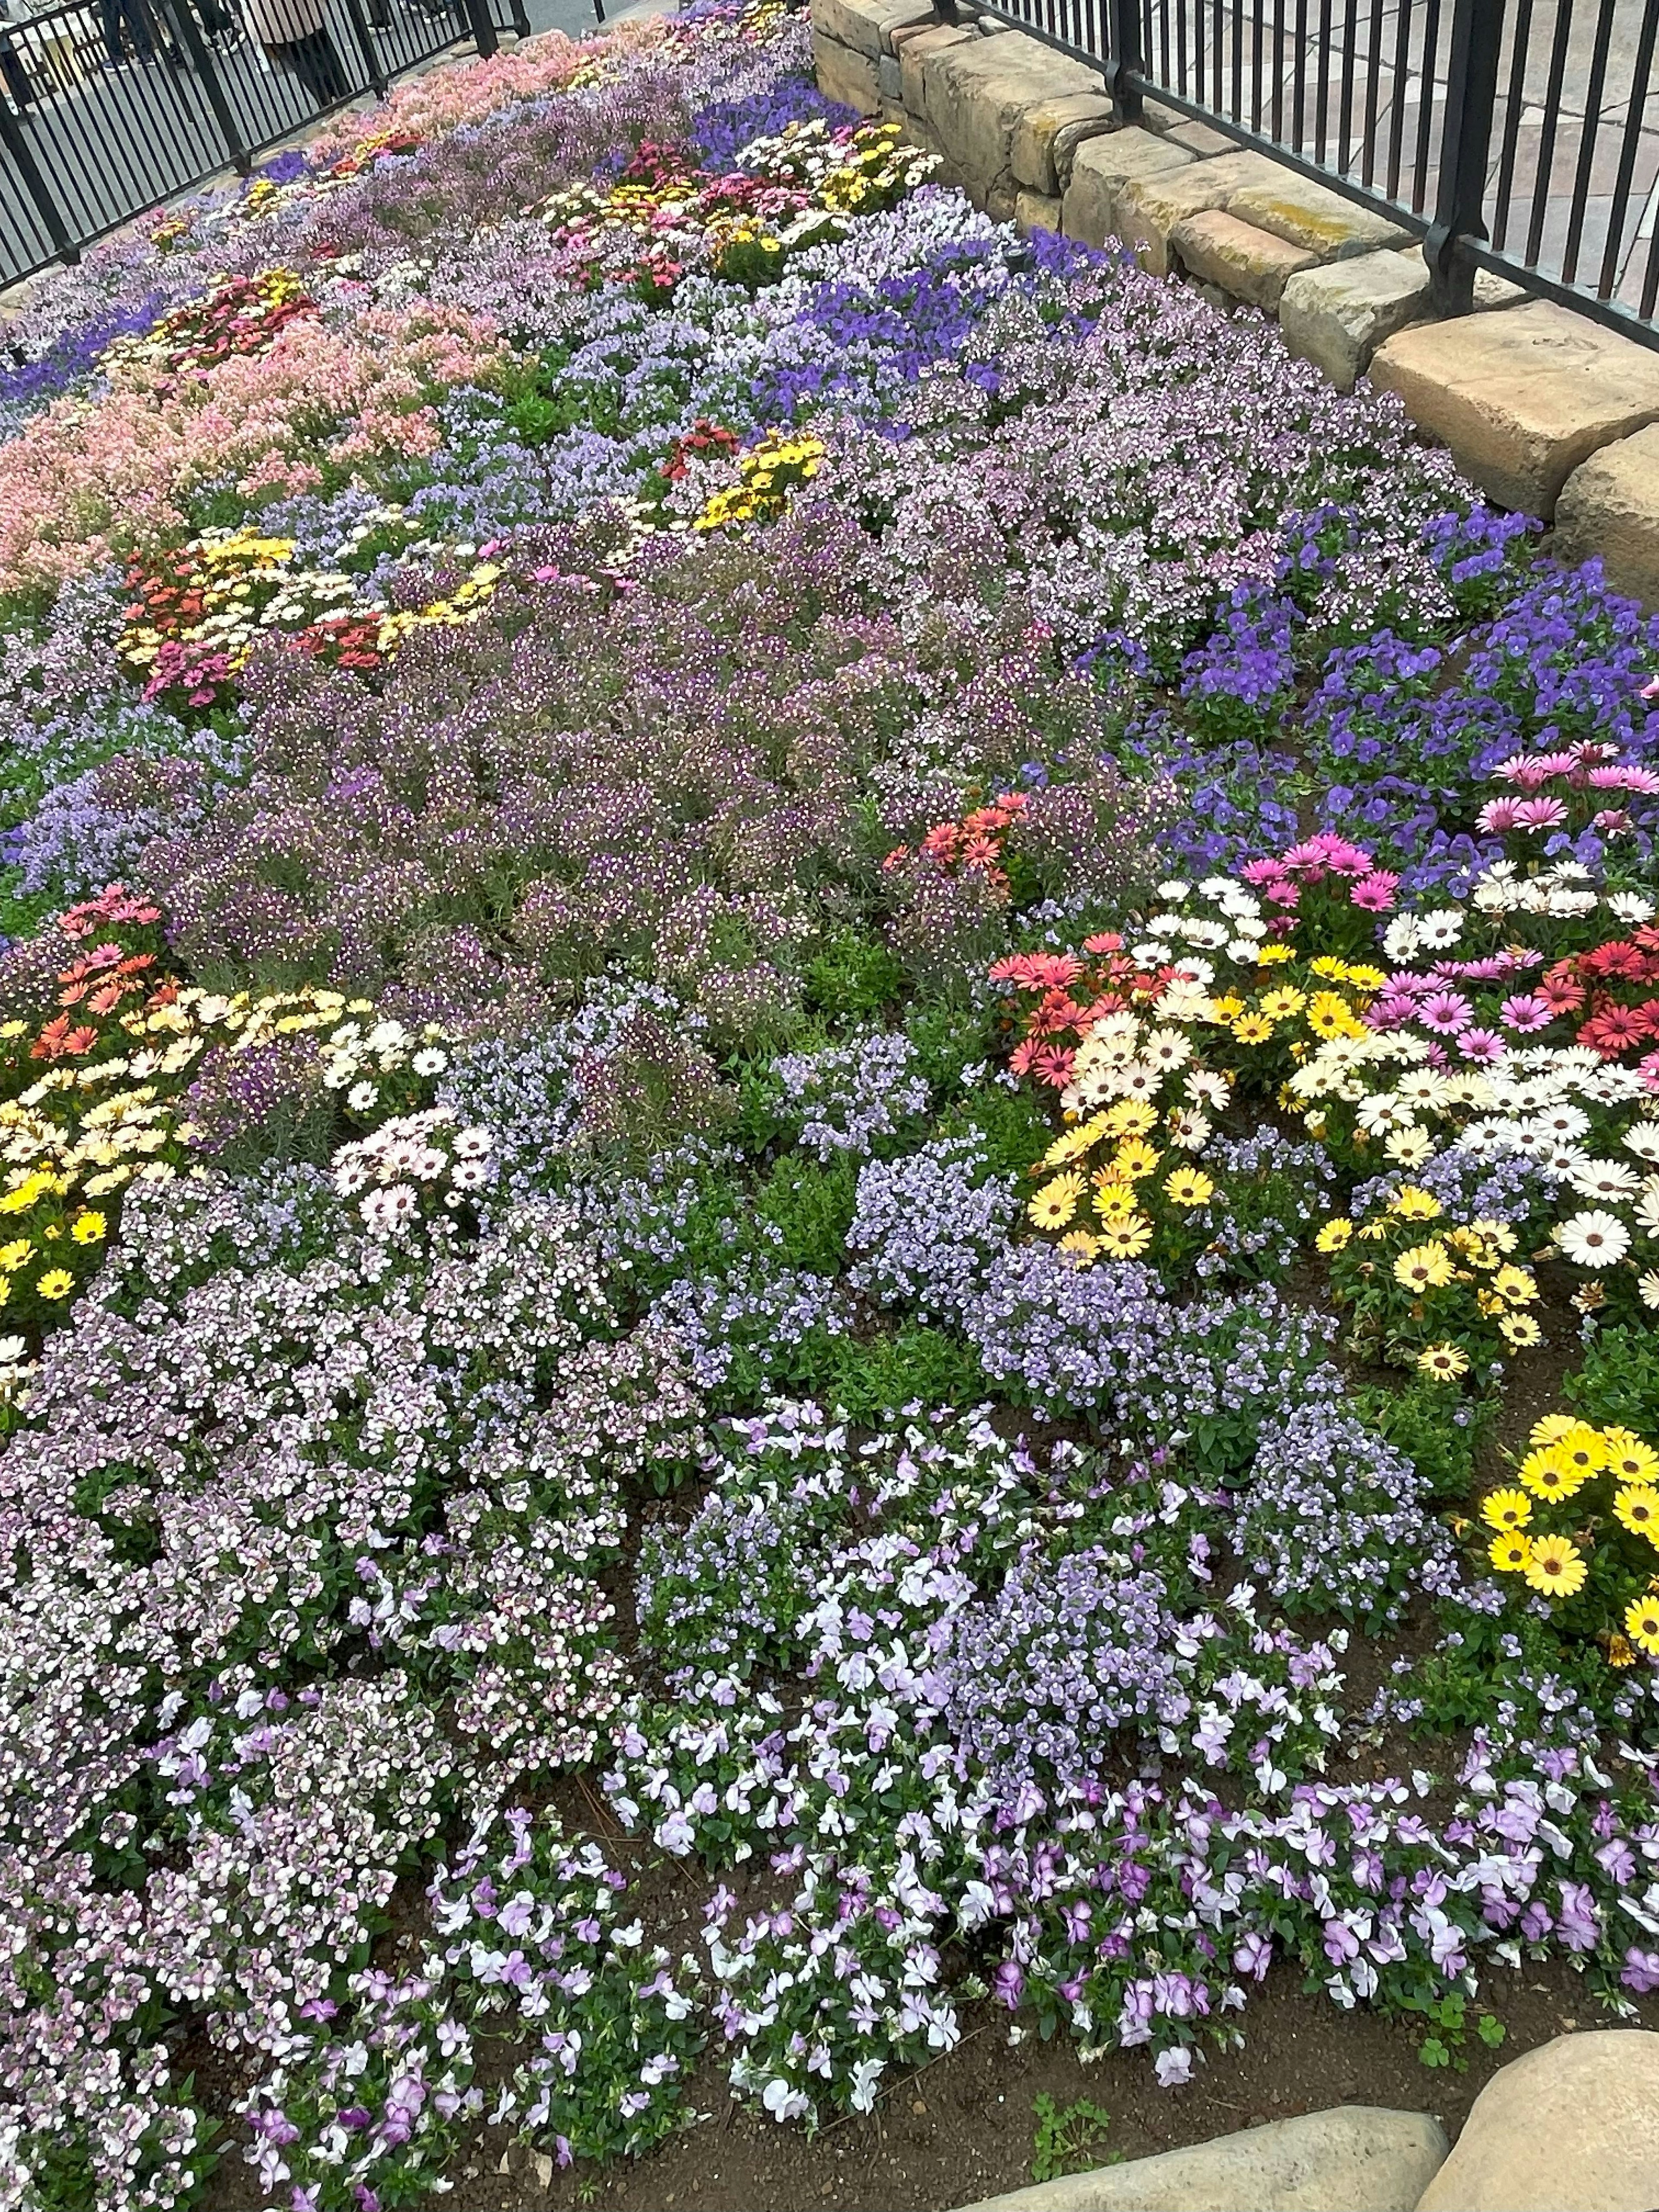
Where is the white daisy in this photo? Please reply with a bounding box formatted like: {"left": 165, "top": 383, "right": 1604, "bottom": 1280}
{"left": 1567, "top": 1159, "right": 1642, "bottom": 1203}
{"left": 1556, "top": 1210, "right": 1632, "bottom": 1268}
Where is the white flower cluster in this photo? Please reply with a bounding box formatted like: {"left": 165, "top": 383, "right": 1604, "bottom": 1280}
{"left": 319, "top": 1016, "right": 451, "bottom": 1116}
{"left": 331, "top": 1106, "right": 493, "bottom": 1232}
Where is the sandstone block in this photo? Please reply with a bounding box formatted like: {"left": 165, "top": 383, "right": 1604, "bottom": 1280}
{"left": 1168, "top": 115, "right": 1237, "bottom": 156}
{"left": 1370, "top": 300, "right": 1659, "bottom": 517}
{"left": 898, "top": 22, "right": 973, "bottom": 120}
{"left": 1279, "top": 246, "right": 1432, "bottom": 391}
{"left": 1228, "top": 173, "right": 1411, "bottom": 259}
{"left": 954, "top": 2104, "right": 1449, "bottom": 2212}
{"left": 1173, "top": 207, "right": 1319, "bottom": 308}
{"left": 877, "top": 51, "right": 900, "bottom": 97}
{"left": 922, "top": 31, "right": 1105, "bottom": 200}
{"left": 1555, "top": 424, "right": 1659, "bottom": 608}
{"left": 1014, "top": 187, "right": 1062, "bottom": 233}
{"left": 1416, "top": 2031, "right": 1659, "bottom": 2211}
{"left": 1011, "top": 89, "right": 1114, "bottom": 194}
{"left": 1061, "top": 126, "right": 1195, "bottom": 249}
{"left": 808, "top": 0, "right": 930, "bottom": 58}
{"left": 815, "top": 35, "right": 880, "bottom": 114}
{"left": 1114, "top": 148, "right": 1288, "bottom": 275}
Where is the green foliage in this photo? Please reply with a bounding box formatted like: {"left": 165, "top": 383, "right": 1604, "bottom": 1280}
{"left": 713, "top": 1321, "right": 987, "bottom": 1423}
{"left": 1410, "top": 1990, "right": 1504, "bottom": 2072}
{"left": 753, "top": 1154, "right": 859, "bottom": 1278}
{"left": 1350, "top": 1378, "right": 1497, "bottom": 1502}
{"left": 935, "top": 1081, "right": 1053, "bottom": 1181}
{"left": 804, "top": 926, "right": 905, "bottom": 1025}
{"left": 1030, "top": 2094, "right": 1119, "bottom": 2183}
{"left": 1567, "top": 1325, "right": 1659, "bottom": 1440}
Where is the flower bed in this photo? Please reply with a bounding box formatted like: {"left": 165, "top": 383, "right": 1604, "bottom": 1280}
{"left": 0, "top": 4, "right": 1657, "bottom": 2206}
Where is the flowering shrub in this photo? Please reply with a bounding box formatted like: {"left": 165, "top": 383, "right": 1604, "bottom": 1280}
{"left": 2, "top": 0, "right": 1659, "bottom": 2202}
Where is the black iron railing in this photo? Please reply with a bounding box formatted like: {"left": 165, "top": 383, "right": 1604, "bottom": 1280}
{"left": 0, "top": 0, "right": 529, "bottom": 286}
{"left": 969, "top": 0, "right": 1659, "bottom": 348}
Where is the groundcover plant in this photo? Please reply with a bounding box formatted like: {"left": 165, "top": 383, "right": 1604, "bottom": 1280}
{"left": 0, "top": 2, "right": 1658, "bottom": 2205}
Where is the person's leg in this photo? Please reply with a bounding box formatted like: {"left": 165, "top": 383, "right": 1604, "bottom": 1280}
{"left": 100, "top": 0, "right": 128, "bottom": 64}
{"left": 121, "top": 0, "right": 155, "bottom": 59}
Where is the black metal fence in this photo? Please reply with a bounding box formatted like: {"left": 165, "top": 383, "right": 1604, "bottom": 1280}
{"left": 0, "top": 0, "right": 528, "bottom": 286}
{"left": 969, "top": 0, "right": 1659, "bottom": 348}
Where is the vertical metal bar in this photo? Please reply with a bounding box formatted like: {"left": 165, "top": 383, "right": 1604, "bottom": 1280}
{"left": 1107, "top": 0, "right": 1144, "bottom": 117}
{"left": 154, "top": 0, "right": 251, "bottom": 173}
{"left": 0, "top": 85, "right": 76, "bottom": 263}
{"left": 1426, "top": 0, "right": 1506, "bottom": 311}
{"left": 1271, "top": 0, "right": 1286, "bottom": 137}
{"left": 1597, "top": 0, "right": 1659, "bottom": 297}
{"left": 1560, "top": 0, "right": 1616, "bottom": 285}
{"left": 1337, "top": 0, "right": 1359, "bottom": 169}
{"left": 338, "top": 0, "right": 388, "bottom": 93}
{"left": 1413, "top": 0, "right": 1443, "bottom": 210}
{"left": 461, "top": 0, "right": 498, "bottom": 56}
{"left": 1290, "top": 0, "right": 1309, "bottom": 148}
{"left": 1250, "top": 0, "right": 1264, "bottom": 129}
{"left": 1360, "top": 0, "right": 1386, "bottom": 183}
{"left": 1489, "top": 0, "right": 1533, "bottom": 249}
{"left": 1385, "top": 0, "right": 1413, "bottom": 197}
{"left": 1314, "top": 0, "right": 1333, "bottom": 162}
{"left": 1526, "top": 0, "right": 1576, "bottom": 263}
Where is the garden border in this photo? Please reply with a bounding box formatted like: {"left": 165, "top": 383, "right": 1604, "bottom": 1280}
{"left": 810, "top": 0, "right": 1659, "bottom": 609}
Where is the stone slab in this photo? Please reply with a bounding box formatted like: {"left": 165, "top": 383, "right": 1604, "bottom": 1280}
{"left": 877, "top": 51, "right": 900, "bottom": 97}
{"left": 922, "top": 29, "right": 1106, "bottom": 200}
{"left": 1114, "top": 147, "right": 1290, "bottom": 275}
{"left": 1416, "top": 2031, "right": 1659, "bottom": 2211}
{"left": 1228, "top": 173, "right": 1411, "bottom": 259}
{"left": 814, "top": 34, "right": 879, "bottom": 114}
{"left": 1062, "top": 125, "right": 1196, "bottom": 250}
{"left": 897, "top": 22, "right": 974, "bottom": 119}
{"left": 1014, "top": 187, "right": 1063, "bottom": 234}
{"left": 1279, "top": 245, "right": 1433, "bottom": 391}
{"left": 1173, "top": 206, "right": 1320, "bottom": 308}
{"left": 807, "top": 0, "right": 930, "bottom": 59}
{"left": 1370, "top": 299, "right": 1659, "bottom": 517}
{"left": 1555, "top": 423, "right": 1659, "bottom": 607}
{"left": 953, "top": 2105, "right": 1449, "bottom": 2212}
{"left": 1168, "top": 116, "right": 1237, "bottom": 156}
{"left": 1011, "top": 89, "right": 1114, "bottom": 194}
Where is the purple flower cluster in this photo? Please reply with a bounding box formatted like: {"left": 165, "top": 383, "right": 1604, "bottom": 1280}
{"left": 773, "top": 1030, "right": 931, "bottom": 1160}
{"left": 845, "top": 1134, "right": 1017, "bottom": 1322}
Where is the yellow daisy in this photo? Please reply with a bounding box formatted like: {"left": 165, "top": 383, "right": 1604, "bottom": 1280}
{"left": 1394, "top": 1242, "right": 1455, "bottom": 1292}
{"left": 1556, "top": 1425, "right": 1610, "bottom": 1479}
{"left": 1523, "top": 1532, "right": 1588, "bottom": 1599}
{"left": 1488, "top": 1532, "right": 1532, "bottom": 1574}
{"left": 1417, "top": 1343, "right": 1470, "bottom": 1383}
{"left": 1604, "top": 1430, "right": 1659, "bottom": 1486}
{"left": 1092, "top": 1178, "right": 1138, "bottom": 1223}
{"left": 1028, "top": 1173, "right": 1084, "bottom": 1231}
{"left": 1615, "top": 1486, "right": 1659, "bottom": 1543}
{"left": 1098, "top": 1217, "right": 1153, "bottom": 1259}
{"left": 1519, "top": 1446, "right": 1589, "bottom": 1502}
{"left": 1315, "top": 1219, "right": 1353, "bottom": 1254}
{"left": 1481, "top": 1487, "right": 1532, "bottom": 1532}
{"left": 1529, "top": 1413, "right": 1581, "bottom": 1449}
{"left": 1231, "top": 1014, "right": 1275, "bottom": 1045}
{"left": 1389, "top": 1185, "right": 1443, "bottom": 1222}
{"left": 1163, "top": 1167, "right": 1214, "bottom": 1208}
{"left": 35, "top": 1268, "right": 73, "bottom": 1300}
{"left": 1625, "top": 1595, "right": 1659, "bottom": 1657}
{"left": 1112, "top": 1139, "right": 1162, "bottom": 1182}
{"left": 1500, "top": 1312, "right": 1543, "bottom": 1349}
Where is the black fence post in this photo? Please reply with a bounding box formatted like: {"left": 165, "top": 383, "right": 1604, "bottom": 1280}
{"left": 1104, "top": 0, "right": 1143, "bottom": 124}
{"left": 461, "top": 0, "right": 499, "bottom": 56}
{"left": 507, "top": 0, "right": 530, "bottom": 39}
{"left": 1425, "top": 0, "right": 1506, "bottom": 315}
{"left": 0, "top": 89, "right": 76, "bottom": 265}
{"left": 339, "top": 0, "right": 390, "bottom": 95}
{"left": 155, "top": 0, "right": 253, "bottom": 176}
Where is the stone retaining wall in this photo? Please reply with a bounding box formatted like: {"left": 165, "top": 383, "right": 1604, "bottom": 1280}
{"left": 812, "top": 0, "right": 1659, "bottom": 607}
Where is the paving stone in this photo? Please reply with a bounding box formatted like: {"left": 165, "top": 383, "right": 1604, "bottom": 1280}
{"left": 1010, "top": 89, "right": 1114, "bottom": 194}
{"left": 1555, "top": 423, "right": 1659, "bottom": 609}
{"left": 1114, "top": 147, "right": 1289, "bottom": 275}
{"left": 921, "top": 29, "right": 1104, "bottom": 201}
{"left": 807, "top": 0, "right": 930, "bottom": 58}
{"left": 1228, "top": 173, "right": 1411, "bottom": 258}
{"left": 1167, "top": 115, "right": 1237, "bottom": 156}
{"left": 1278, "top": 246, "right": 1433, "bottom": 391}
{"left": 1369, "top": 299, "right": 1659, "bottom": 517}
{"left": 952, "top": 2104, "right": 1449, "bottom": 2212}
{"left": 1014, "top": 187, "right": 1063, "bottom": 233}
{"left": 1061, "top": 126, "right": 1195, "bottom": 249}
{"left": 814, "top": 34, "right": 879, "bottom": 114}
{"left": 1416, "top": 2031, "right": 1659, "bottom": 2211}
{"left": 1173, "top": 207, "right": 1320, "bottom": 308}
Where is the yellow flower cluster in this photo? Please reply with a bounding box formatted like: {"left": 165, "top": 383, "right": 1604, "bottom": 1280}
{"left": 1027, "top": 1096, "right": 1218, "bottom": 1262}
{"left": 0, "top": 986, "right": 377, "bottom": 1323}
{"left": 1483, "top": 1417, "right": 1659, "bottom": 1651}
{"left": 1316, "top": 1182, "right": 1542, "bottom": 1354}
{"left": 693, "top": 430, "right": 825, "bottom": 533}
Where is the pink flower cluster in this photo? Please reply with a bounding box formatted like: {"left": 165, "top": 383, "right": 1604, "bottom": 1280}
{"left": 1478, "top": 741, "right": 1659, "bottom": 839}
{"left": 1241, "top": 832, "right": 1401, "bottom": 919}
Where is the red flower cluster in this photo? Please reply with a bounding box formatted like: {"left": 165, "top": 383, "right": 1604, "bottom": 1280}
{"left": 660, "top": 419, "right": 741, "bottom": 484}
{"left": 1546, "top": 925, "right": 1659, "bottom": 1076}
{"left": 884, "top": 791, "right": 1030, "bottom": 899}
{"left": 7, "top": 888, "right": 174, "bottom": 1071}
{"left": 988, "top": 933, "right": 1179, "bottom": 1088}
{"left": 327, "top": 128, "right": 422, "bottom": 180}
{"left": 143, "top": 270, "right": 319, "bottom": 375}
